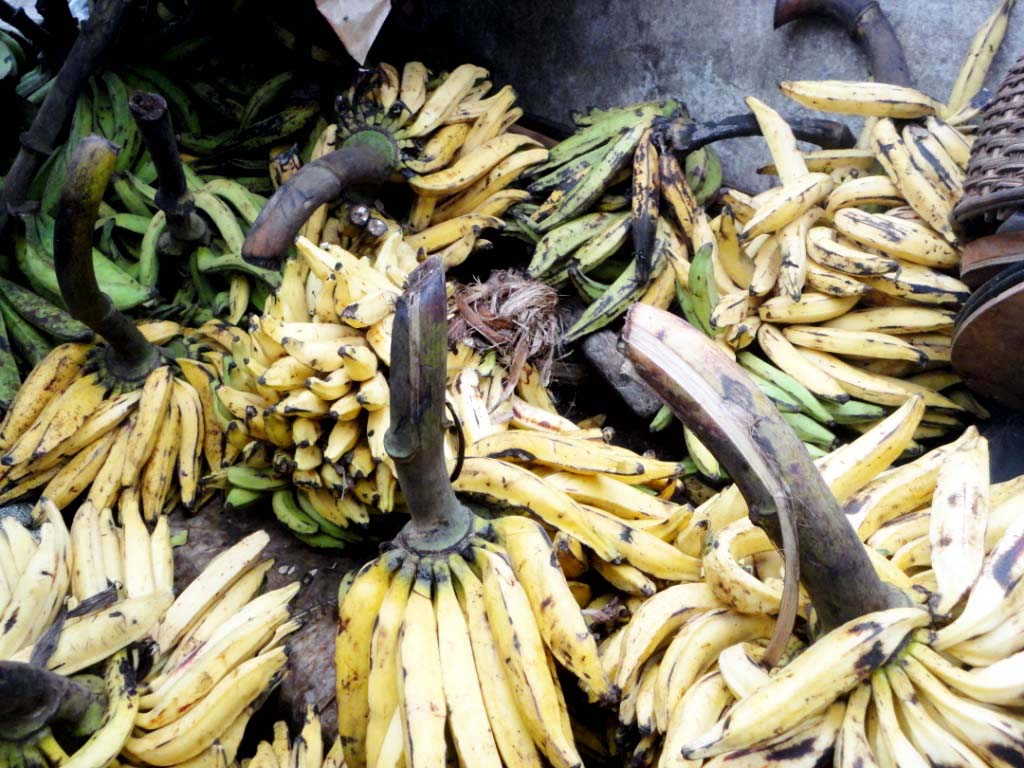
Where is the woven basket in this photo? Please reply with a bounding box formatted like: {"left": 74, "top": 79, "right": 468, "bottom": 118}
{"left": 954, "top": 52, "right": 1024, "bottom": 234}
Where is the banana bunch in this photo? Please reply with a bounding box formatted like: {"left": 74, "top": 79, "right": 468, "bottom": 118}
{"left": 123, "top": 530, "right": 298, "bottom": 768}
{"left": 216, "top": 234, "right": 697, "bottom": 557}
{"left": 644, "top": 427, "right": 1024, "bottom": 768}
{"left": 0, "top": 318, "right": 242, "bottom": 514}
{"left": 235, "top": 708, "right": 343, "bottom": 768}
{"left": 337, "top": 511, "right": 615, "bottom": 768}
{"left": 306, "top": 61, "right": 548, "bottom": 252}
{"left": 518, "top": 100, "right": 722, "bottom": 340}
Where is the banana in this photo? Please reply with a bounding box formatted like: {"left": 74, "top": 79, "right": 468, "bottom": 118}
{"left": 703, "top": 518, "right": 791, "bottom": 616}
{"left": 782, "top": 324, "right": 927, "bottom": 363}
{"left": 410, "top": 134, "right": 540, "bottom": 196}
{"left": 542, "top": 470, "right": 683, "bottom": 522}
{"left": 680, "top": 607, "right": 929, "bottom": 759}
{"left": 660, "top": 671, "right": 733, "bottom": 768}
{"left": 805, "top": 259, "right": 871, "bottom": 297}
{"left": 824, "top": 306, "right": 955, "bottom": 335}
{"left": 702, "top": 702, "right": 844, "bottom": 768}
{"left": 758, "top": 292, "right": 860, "bottom": 324}
{"left": 454, "top": 458, "right": 619, "bottom": 561}
{"left": 433, "top": 562, "right": 502, "bottom": 768}
{"left": 657, "top": 610, "right": 776, "bottom": 730}
{"left": 870, "top": 119, "right": 956, "bottom": 242}
{"left": 0, "top": 520, "right": 62, "bottom": 657}
{"left": 528, "top": 212, "right": 624, "bottom": 279}
{"left": 593, "top": 559, "right": 656, "bottom": 596}
{"left": 902, "top": 655, "right": 1024, "bottom": 767}
{"left": 870, "top": 668, "right": 930, "bottom": 768}
{"left": 22, "top": 591, "right": 172, "bottom": 674}
{"left": 400, "top": 64, "right": 488, "bottom": 138}
{"left": 903, "top": 124, "right": 964, "bottom": 206}
{"left": 449, "top": 554, "right": 544, "bottom": 768}
{"left": 119, "top": 366, "right": 175, "bottom": 489}
{"left": 477, "top": 548, "right": 583, "bottom": 768}
{"left": 935, "top": 510, "right": 1024, "bottom": 650}
{"left": 757, "top": 323, "right": 849, "bottom": 402}
{"left": 631, "top": 127, "right": 660, "bottom": 279}
{"left": 337, "top": 551, "right": 403, "bottom": 768}
{"left": 3, "top": 371, "right": 107, "bottom": 466}
{"left": 810, "top": 344, "right": 950, "bottom": 405}
{"left": 746, "top": 96, "right": 808, "bottom": 184}
{"left": 40, "top": 424, "right": 118, "bottom": 508}
{"left": 946, "top": 0, "right": 1017, "bottom": 116}
{"left": 740, "top": 173, "right": 833, "bottom": 240}
{"left": 807, "top": 226, "right": 900, "bottom": 275}
{"left": 833, "top": 207, "right": 958, "bottom": 267}
{"left": 492, "top": 516, "right": 613, "bottom": 700}
{"left": 929, "top": 432, "right": 989, "bottom": 615}
{"left": 0, "top": 343, "right": 89, "bottom": 449}
{"left": 66, "top": 651, "right": 139, "bottom": 768}
{"left": 780, "top": 80, "right": 941, "bottom": 118}
{"left": 777, "top": 206, "right": 822, "bottom": 300}
{"left": 860, "top": 261, "right": 970, "bottom": 305}
{"left": 139, "top": 397, "right": 181, "bottom": 522}
{"left": 826, "top": 175, "right": 904, "bottom": 218}
{"left": 924, "top": 116, "right": 972, "bottom": 169}
{"left": 126, "top": 648, "right": 286, "bottom": 766}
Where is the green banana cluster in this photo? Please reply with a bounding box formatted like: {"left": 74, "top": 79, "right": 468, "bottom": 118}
{"left": 516, "top": 100, "right": 722, "bottom": 341}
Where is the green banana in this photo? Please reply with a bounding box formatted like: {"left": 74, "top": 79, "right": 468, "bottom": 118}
{"left": 0, "top": 292, "right": 50, "bottom": 367}
{"left": 568, "top": 264, "right": 610, "bottom": 303}
{"left": 271, "top": 489, "right": 318, "bottom": 535}
{"left": 532, "top": 120, "right": 651, "bottom": 232}
{"left": 102, "top": 72, "right": 141, "bottom": 173}
{"left": 688, "top": 243, "right": 717, "bottom": 336}
{"left": 782, "top": 411, "right": 838, "bottom": 449}
{"left": 744, "top": 370, "right": 803, "bottom": 413}
{"left": 649, "top": 404, "right": 675, "bottom": 432}
{"left": 676, "top": 279, "right": 705, "bottom": 333}
{"left": 202, "top": 178, "right": 264, "bottom": 225}
{"left": 685, "top": 147, "right": 723, "bottom": 205}
{"left": 196, "top": 249, "right": 282, "bottom": 287}
{"left": 193, "top": 190, "right": 246, "bottom": 251}
{"left": 178, "top": 102, "right": 319, "bottom": 157}
{"left": 527, "top": 212, "right": 622, "bottom": 279}
{"left": 225, "top": 486, "right": 263, "bottom": 510}
{"left": 527, "top": 143, "right": 609, "bottom": 197}
{"left": 111, "top": 175, "right": 154, "bottom": 217}
{"left": 0, "top": 276, "right": 91, "bottom": 341}
{"left": 824, "top": 400, "right": 888, "bottom": 424}
{"left": 295, "top": 492, "right": 361, "bottom": 543}
{"left": 295, "top": 530, "right": 350, "bottom": 549}
{"left": 121, "top": 66, "right": 202, "bottom": 134}
{"left": 226, "top": 465, "right": 288, "bottom": 492}
{"left": 0, "top": 304, "right": 21, "bottom": 410}
{"left": 240, "top": 72, "right": 294, "bottom": 129}
{"left": 686, "top": 426, "right": 725, "bottom": 481}
{"left": 89, "top": 77, "right": 116, "bottom": 140}
{"left": 571, "top": 99, "right": 685, "bottom": 128}
{"left": 737, "top": 352, "right": 834, "bottom": 424}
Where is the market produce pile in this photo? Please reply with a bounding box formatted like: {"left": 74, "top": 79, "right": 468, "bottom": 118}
{"left": 0, "top": 0, "right": 1022, "bottom": 766}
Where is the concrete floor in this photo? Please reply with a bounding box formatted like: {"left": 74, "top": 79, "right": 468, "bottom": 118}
{"left": 418, "top": 0, "right": 1024, "bottom": 191}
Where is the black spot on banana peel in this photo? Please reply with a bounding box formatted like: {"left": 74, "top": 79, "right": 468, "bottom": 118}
{"left": 773, "top": 0, "right": 913, "bottom": 87}
{"left": 621, "top": 304, "right": 909, "bottom": 652}
{"left": 242, "top": 131, "right": 399, "bottom": 268}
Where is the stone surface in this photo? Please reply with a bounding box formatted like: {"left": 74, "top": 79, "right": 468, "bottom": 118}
{"left": 413, "top": 0, "right": 1023, "bottom": 191}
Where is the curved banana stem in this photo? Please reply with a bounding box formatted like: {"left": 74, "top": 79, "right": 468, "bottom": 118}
{"left": 129, "top": 92, "right": 208, "bottom": 256}
{"left": 0, "top": 661, "right": 104, "bottom": 741}
{"left": 0, "top": 0, "right": 130, "bottom": 233}
{"left": 242, "top": 130, "right": 399, "bottom": 268}
{"left": 55, "top": 136, "right": 160, "bottom": 383}
{"left": 621, "top": 304, "right": 907, "bottom": 644}
{"left": 657, "top": 113, "right": 856, "bottom": 155}
{"left": 386, "top": 256, "right": 473, "bottom": 553}
{"left": 773, "top": 0, "right": 912, "bottom": 86}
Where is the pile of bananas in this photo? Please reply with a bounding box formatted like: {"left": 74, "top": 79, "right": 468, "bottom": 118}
{"left": 0, "top": 497, "right": 298, "bottom": 768}
{"left": 518, "top": 101, "right": 722, "bottom": 340}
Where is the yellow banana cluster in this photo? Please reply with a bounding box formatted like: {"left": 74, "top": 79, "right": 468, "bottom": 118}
{"left": 232, "top": 708, "right": 343, "bottom": 768}
{"left": 336, "top": 513, "right": 613, "bottom": 768}
{"left": 309, "top": 61, "right": 547, "bottom": 254}
{"left": 0, "top": 320, "right": 239, "bottom": 517}
{"left": 0, "top": 496, "right": 296, "bottom": 768}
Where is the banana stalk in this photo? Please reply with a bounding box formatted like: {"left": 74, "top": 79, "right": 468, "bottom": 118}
{"left": 54, "top": 136, "right": 160, "bottom": 383}
{"left": 621, "top": 304, "right": 908, "bottom": 646}
{"left": 243, "top": 132, "right": 399, "bottom": 267}
{"left": 129, "top": 91, "right": 208, "bottom": 256}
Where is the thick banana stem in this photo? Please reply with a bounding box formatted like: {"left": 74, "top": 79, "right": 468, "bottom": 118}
{"left": 0, "top": 0, "right": 130, "bottom": 232}
{"left": 386, "top": 256, "right": 473, "bottom": 552}
{"left": 0, "top": 661, "right": 104, "bottom": 740}
{"left": 55, "top": 136, "right": 160, "bottom": 382}
{"left": 622, "top": 304, "right": 907, "bottom": 639}
{"left": 242, "top": 130, "right": 399, "bottom": 267}
{"left": 129, "top": 92, "right": 208, "bottom": 256}
{"left": 773, "top": 0, "right": 912, "bottom": 86}
{"left": 659, "top": 113, "right": 856, "bottom": 155}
